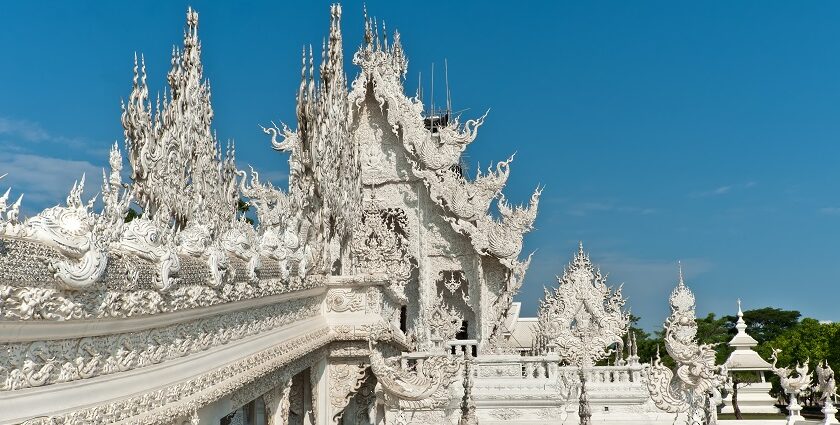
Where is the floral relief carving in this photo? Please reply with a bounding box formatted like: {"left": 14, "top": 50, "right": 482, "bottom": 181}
{"left": 489, "top": 408, "right": 522, "bottom": 421}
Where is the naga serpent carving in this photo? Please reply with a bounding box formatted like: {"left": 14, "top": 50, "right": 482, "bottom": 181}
{"left": 646, "top": 269, "right": 727, "bottom": 425}
{"left": 367, "top": 329, "right": 461, "bottom": 409}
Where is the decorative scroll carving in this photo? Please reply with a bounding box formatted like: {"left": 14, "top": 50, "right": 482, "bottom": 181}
{"left": 646, "top": 269, "right": 727, "bottom": 424}
{"left": 17, "top": 328, "right": 331, "bottom": 425}
{"left": 368, "top": 331, "right": 461, "bottom": 409}
{"left": 326, "top": 288, "right": 364, "bottom": 313}
{"left": 0, "top": 256, "right": 324, "bottom": 322}
{"left": 0, "top": 296, "right": 320, "bottom": 391}
{"left": 489, "top": 409, "right": 521, "bottom": 421}
{"left": 537, "top": 243, "right": 629, "bottom": 366}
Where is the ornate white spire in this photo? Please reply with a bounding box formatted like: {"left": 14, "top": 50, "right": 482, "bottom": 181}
{"left": 263, "top": 4, "right": 361, "bottom": 274}
{"left": 122, "top": 7, "right": 238, "bottom": 234}
{"left": 646, "top": 267, "right": 727, "bottom": 423}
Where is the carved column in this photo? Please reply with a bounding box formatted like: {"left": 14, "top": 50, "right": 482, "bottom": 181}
{"left": 328, "top": 363, "right": 369, "bottom": 423}
{"left": 264, "top": 377, "right": 293, "bottom": 425}
{"left": 310, "top": 358, "right": 328, "bottom": 425}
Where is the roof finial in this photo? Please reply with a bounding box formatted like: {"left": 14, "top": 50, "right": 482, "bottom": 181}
{"left": 734, "top": 298, "right": 748, "bottom": 335}
{"left": 677, "top": 261, "right": 685, "bottom": 286}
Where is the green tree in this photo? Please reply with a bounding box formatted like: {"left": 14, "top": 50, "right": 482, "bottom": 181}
{"left": 757, "top": 318, "right": 840, "bottom": 368}
{"left": 124, "top": 207, "right": 140, "bottom": 223}
{"left": 723, "top": 307, "right": 801, "bottom": 344}
{"left": 237, "top": 198, "right": 254, "bottom": 226}
{"left": 753, "top": 318, "right": 840, "bottom": 400}
{"left": 695, "top": 313, "right": 732, "bottom": 364}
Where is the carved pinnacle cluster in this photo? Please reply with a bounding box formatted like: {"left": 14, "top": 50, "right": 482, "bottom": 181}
{"left": 263, "top": 4, "right": 361, "bottom": 275}
{"left": 122, "top": 7, "right": 238, "bottom": 235}
{"left": 537, "top": 243, "right": 630, "bottom": 367}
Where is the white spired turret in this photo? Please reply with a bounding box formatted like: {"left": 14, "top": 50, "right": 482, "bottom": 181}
{"left": 721, "top": 299, "right": 781, "bottom": 415}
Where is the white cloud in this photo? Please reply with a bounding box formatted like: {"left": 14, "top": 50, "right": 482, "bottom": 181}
{"left": 693, "top": 181, "right": 757, "bottom": 197}
{"left": 818, "top": 207, "right": 840, "bottom": 216}
{"left": 0, "top": 117, "right": 50, "bottom": 142}
{"left": 0, "top": 115, "right": 109, "bottom": 158}
{"left": 0, "top": 153, "right": 104, "bottom": 216}
{"left": 563, "top": 200, "right": 657, "bottom": 217}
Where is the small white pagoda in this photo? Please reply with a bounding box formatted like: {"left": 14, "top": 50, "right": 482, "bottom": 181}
{"left": 721, "top": 300, "right": 780, "bottom": 414}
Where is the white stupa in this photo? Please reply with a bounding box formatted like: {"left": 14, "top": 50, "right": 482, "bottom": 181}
{"left": 721, "top": 299, "right": 780, "bottom": 414}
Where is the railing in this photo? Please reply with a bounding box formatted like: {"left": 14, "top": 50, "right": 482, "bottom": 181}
{"left": 430, "top": 340, "right": 645, "bottom": 384}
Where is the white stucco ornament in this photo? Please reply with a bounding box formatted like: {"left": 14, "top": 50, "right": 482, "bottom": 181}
{"left": 24, "top": 175, "right": 109, "bottom": 290}
{"left": 816, "top": 361, "right": 839, "bottom": 425}
{"left": 770, "top": 348, "right": 814, "bottom": 424}
{"left": 537, "top": 242, "right": 630, "bottom": 367}
{"left": 115, "top": 217, "right": 181, "bottom": 290}
{"left": 646, "top": 267, "right": 727, "bottom": 425}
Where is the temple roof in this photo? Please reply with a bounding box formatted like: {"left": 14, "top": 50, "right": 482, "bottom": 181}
{"left": 725, "top": 299, "right": 772, "bottom": 371}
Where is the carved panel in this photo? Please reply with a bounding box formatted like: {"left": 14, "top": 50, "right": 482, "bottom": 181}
{"left": 1, "top": 296, "right": 321, "bottom": 391}
{"left": 326, "top": 288, "right": 364, "bottom": 313}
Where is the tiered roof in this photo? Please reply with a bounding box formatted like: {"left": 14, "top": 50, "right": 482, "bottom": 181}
{"left": 725, "top": 300, "right": 772, "bottom": 371}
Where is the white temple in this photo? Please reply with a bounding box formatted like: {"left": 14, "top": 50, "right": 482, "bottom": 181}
{"left": 3, "top": 5, "right": 835, "bottom": 425}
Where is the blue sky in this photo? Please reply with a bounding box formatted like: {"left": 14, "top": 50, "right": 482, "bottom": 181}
{"left": 1, "top": 1, "right": 839, "bottom": 330}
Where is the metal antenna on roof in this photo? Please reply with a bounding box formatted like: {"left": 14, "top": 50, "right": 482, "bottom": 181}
{"left": 430, "top": 62, "right": 435, "bottom": 118}
{"left": 445, "top": 58, "right": 451, "bottom": 114}
{"left": 418, "top": 71, "right": 422, "bottom": 102}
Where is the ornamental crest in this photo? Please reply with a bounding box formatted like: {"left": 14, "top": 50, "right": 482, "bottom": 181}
{"left": 350, "top": 208, "right": 416, "bottom": 301}
{"left": 536, "top": 243, "right": 629, "bottom": 366}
